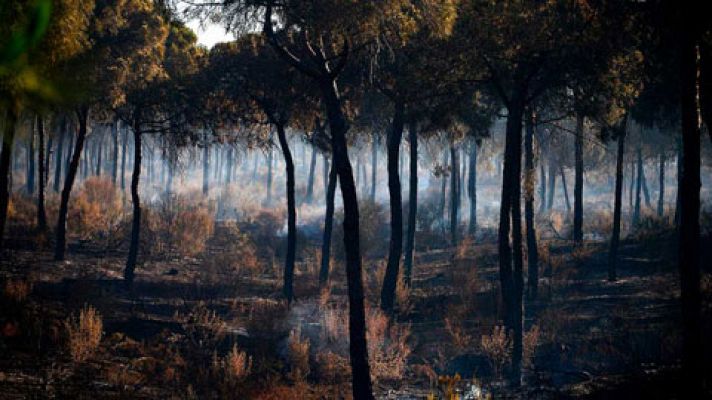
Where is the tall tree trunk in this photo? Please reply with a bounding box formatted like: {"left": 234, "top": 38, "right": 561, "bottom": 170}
{"left": 54, "top": 108, "right": 88, "bottom": 260}
{"left": 547, "top": 158, "right": 556, "bottom": 210}
{"left": 629, "top": 161, "right": 635, "bottom": 210}
{"left": 112, "top": 119, "right": 119, "bottom": 185}
{"left": 573, "top": 113, "right": 584, "bottom": 243}
{"left": 560, "top": 167, "right": 571, "bottom": 212}
{"left": 37, "top": 115, "right": 48, "bottom": 232}
{"left": 538, "top": 152, "right": 547, "bottom": 214}
{"left": 404, "top": 124, "right": 418, "bottom": 286}
{"left": 524, "top": 109, "right": 539, "bottom": 300}
{"left": 124, "top": 117, "right": 142, "bottom": 285}
{"left": 319, "top": 156, "right": 337, "bottom": 288}
{"left": 641, "top": 159, "right": 651, "bottom": 207}
{"left": 468, "top": 139, "right": 477, "bottom": 236}
{"left": 674, "top": 137, "right": 682, "bottom": 226}
{"left": 319, "top": 77, "right": 374, "bottom": 400}
{"left": 225, "top": 147, "right": 234, "bottom": 184}
{"left": 677, "top": 22, "right": 703, "bottom": 396}
{"left": 371, "top": 134, "right": 378, "bottom": 202}
{"left": 0, "top": 107, "right": 18, "bottom": 248}
{"left": 608, "top": 123, "right": 627, "bottom": 282}
{"left": 121, "top": 125, "right": 128, "bottom": 191}
{"left": 633, "top": 147, "right": 643, "bottom": 226}
{"left": 657, "top": 151, "right": 665, "bottom": 218}
{"left": 27, "top": 124, "right": 35, "bottom": 195}
{"left": 266, "top": 147, "right": 273, "bottom": 204}
{"left": 380, "top": 100, "right": 404, "bottom": 313}
{"left": 449, "top": 141, "right": 460, "bottom": 246}
{"left": 95, "top": 134, "right": 102, "bottom": 176}
{"left": 306, "top": 145, "right": 317, "bottom": 203}
{"left": 202, "top": 131, "right": 210, "bottom": 195}
{"left": 276, "top": 122, "right": 297, "bottom": 304}
{"left": 439, "top": 151, "right": 448, "bottom": 224}
{"left": 53, "top": 119, "right": 65, "bottom": 193}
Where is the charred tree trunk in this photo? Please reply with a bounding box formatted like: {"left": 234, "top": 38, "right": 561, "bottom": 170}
{"left": 468, "top": 139, "right": 477, "bottom": 236}
{"left": 560, "top": 167, "right": 571, "bottom": 212}
{"left": 633, "top": 147, "right": 643, "bottom": 226}
{"left": 124, "top": 117, "right": 142, "bottom": 286}
{"left": 319, "top": 156, "right": 337, "bottom": 288}
{"left": 266, "top": 146, "right": 273, "bottom": 204}
{"left": 121, "top": 126, "right": 128, "bottom": 191}
{"left": 276, "top": 122, "right": 297, "bottom": 304}
{"left": 319, "top": 77, "right": 374, "bottom": 400}
{"left": 449, "top": 141, "right": 460, "bottom": 246}
{"left": 657, "top": 151, "right": 665, "bottom": 217}
{"left": 538, "top": 152, "right": 546, "bottom": 214}
{"left": 95, "top": 134, "right": 102, "bottom": 176}
{"left": 573, "top": 113, "right": 584, "bottom": 243}
{"left": 439, "top": 151, "right": 448, "bottom": 224}
{"left": 404, "top": 124, "right": 418, "bottom": 286}
{"left": 524, "top": 109, "right": 539, "bottom": 299}
{"left": 0, "top": 107, "right": 18, "bottom": 248}
{"left": 371, "top": 134, "right": 378, "bottom": 202}
{"left": 54, "top": 108, "right": 88, "bottom": 260}
{"left": 608, "top": 123, "right": 627, "bottom": 282}
{"left": 53, "top": 119, "right": 65, "bottom": 193}
{"left": 677, "top": 22, "right": 703, "bottom": 396}
{"left": 37, "top": 115, "right": 48, "bottom": 232}
{"left": 641, "top": 159, "right": 651, "bottom": 207}
{"left": 547, "top": 158, "right": 556, "bottom": 210}
{"left": 203, "top": 131, "right": 210, "bottom": 195}
{"left": 380, "top": 100, "right": 405, "bottom": 313}
{"left": 112, "top": 119, "right": 119, "bottom": 185}
{"left": 27, "top": 125, "right": 35, "bottom": 195}
{"left": 674, "top": 137, "right": 682, "bottom": 226}
{"left": 306, "top": 145, "right": 317, "bottom": 204}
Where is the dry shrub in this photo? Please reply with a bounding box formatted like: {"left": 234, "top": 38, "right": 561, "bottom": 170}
{"left": 3, "top": 279, "right": 33, "bottom": 303}
{"left": 334, "top": 199, "right": 389, "bottom": 260}
{"left": 320, "top": 306, "right": 348, "bottom": 345}
{"left": 445, "top": 316, "right": 474, "bottom": 352}
{"left": 523, "top": 325, "right": 540, "bottom": 369}
{"left": 240, "top": 208, "right": 284, "bottom": 261}
{"left": 171, "top": 207, "right": 214, "bottom": 256}
{"left": 69, "top": 177, "right": 123, "bottom": 239}
{"left": 65, "top": 305, "right": 103, "bottom": 362}
{"left": 211, "top": 343, "right": 253, "bottom": 384}
{"left": 315, "top": 350, "right": 350, "bottom": 383}
{"left": 202, "top": 221, "right": 260, "bottom": 282}
{"left": 395, "top": 272, "right": 414, "bottom": 315}
{"left": 287, "top": 326, "right": 311, "bottom": 382}
{"left": 245, "top": 298, "right": 288, "bottom": 338}
{"left": 364, "top": 260, "right": 386, "bottom": 305}
{"left": 7, "top": 194, "right": 36, "bottom": 228}
{"left": 367, "top": 307, "right": 411, "bottom": 383}
{"left": 181, "top": 303, "right": 227, "bottom": 349}
{"left": 480, "top": 325, "right": 511, "bottom": 378}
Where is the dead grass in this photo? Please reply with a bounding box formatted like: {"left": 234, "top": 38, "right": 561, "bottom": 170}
{"left": 3, "top": 279, "right": 33, "bottom": 303}
{"left": 65, "top": 305, "right": 103, "bottom": 362}
{"left": 480, "top": 325, "right": 511, "bottom": 378}
{"left": 287, "top": 326, "right": 311, "bottom": 382}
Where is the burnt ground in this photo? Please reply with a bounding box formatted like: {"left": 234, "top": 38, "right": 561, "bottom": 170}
{"left": 0, "top": 225, "right": 710, "bottom": 399}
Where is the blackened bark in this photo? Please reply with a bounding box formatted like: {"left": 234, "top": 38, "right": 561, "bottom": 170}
{"left": 380, "top": 100, "right": 404, "bottom": 313}
{"left": 560, "top": 167, "right": 571, "bottom": 212}
{"left": 440, "top": 151, "right": 448, "bottom": 223}
{"left": 468, "top": 139, "right": 477, "bottom": 236}
{"left": 449, "top": 142, "right": 460, "bottom": 246}
{"left": 319, "top": 157, "right": 337, "bottom": 288}
{"left": 124, "top": 117, "right": 142, "bottom": 286}
{"left": 657, "top": 152, "right": 665, "bottom": 217}
{"left": 225, "top": 147, "right": 234, "bottom": 184}
{"left": 276, "top": 123, "right": 297, "bottom": 304}
{"left": 677, "top": 22, "right": 703, "bottom": 396}
{"left": 633, "top": 147, "right": 643, "bottom": 226}
{"left": 121, "top": 126, "right": 127, "bottom": 191}
{"left": 95, "top": 134, "right": 102, "bottom": 176}
{"left": 202, "top": 131, "right": 209, "bottom": 195}
{"left": 547, "top": 158, "right": 556, "bottom": 210}
{"left": 266, "top": 147, "right": 273, "bottom": 204}
{"left": 404, "top": 124, "right": 418, "bottom": 286}
{"left": 54, "top": 108, "right": 88, "bottom": 260}
{"left": 27, "top": 125, "right": 35, "bottom": 195}
{"left": 524, "top": 109, "right": 539, "bottom": 299}
{"left": 641, "top": 160, "right": 651, "bottom": 207}
{"left": 53, "top": 119, "right": 65, "bottom": 193}
{"left": 674, "top": 138, "right": 682, "bottom": 226}
{"left": 608, "top": 123, "right": 626, "bottom": 282}
{"left": 573, "top": 114, "right": 584, "bottom": 243}
{"left": 37, "top": 115, "right": 48, "bottom": 232}
{"left": 371, "top": 134, "right": 378, "bottom": 202}
{"left": 538, "top": 153, "right": 546, "bottom": 214}
{"left": 112, "top": 119, "right": 119, "bottom": 185}
{"left": 0, "top": 107, "right": 18, "bottom": 248}
{"left": 306, "top": 145, "right": 317, "bottom": 203}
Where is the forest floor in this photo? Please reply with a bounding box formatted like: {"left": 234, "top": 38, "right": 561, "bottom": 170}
{"left": 0, "top": 224, "right": 710, "bottom": 399}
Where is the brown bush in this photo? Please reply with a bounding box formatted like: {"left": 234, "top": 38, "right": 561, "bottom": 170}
{"left": 287, "top": 326, "right": 310, "bottom": 382}
{"left": 69, "top": 177, "right": 123, "bottom": 240}
{"left": 315, "top": 350, "right": 350, "bottom": 383}
{"left": 480, "top": 325, "right": 511, "bottom": 378}
{"left": 211, "top": 343, "right": 253, "bottom": 385}
{"left": 203, "top": 221, "right": 260, "bottom": 282}
{"left": 65, "top": 305, "right": 103, "bottom": 362}
{"left": 180, "top": 302, "right": 227, "bottom": 350}
{"left": 367, "top": 307, "right": 411, "bottom": 383}
{"left": 3, "top": 279, "right": 33, "bottom": 303}
{"left": 333, "top": 199, "right": 389, "bottom": 260}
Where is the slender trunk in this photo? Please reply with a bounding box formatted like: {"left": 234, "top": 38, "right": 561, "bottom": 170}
{"left": 468, "top": 139, "right": 477, "bottom": 235}
{"left": 322, "top": 152, "right": 328, "bottom": 197}
{"left": 276, "top": 122, "right": 297, "bottom": 304}
{"left": 202, "top": 131, "right": 210, "bottom": 195}
{"left": 633, "top": 147, "right": 643, "bottom": 226}
{"left": 608, "top": 123, "right": 627, "bottom": 282}
{"left": 657, "top": 152, "right": 665, "bottom": 218}
{"left": 629, "top": 161, "right": 635, "bottom": 210}
{"left": 674, "top": 137, "right": 682, "bottom": 226}
{"left": 439, "top": 151, "right": 448, "bottom": 223}
{"left": 371, "top": 135, "right": 378, "bottom": 202}
{"left": 547, "top": 158, "right": 556, "bottom": 210}
{"left": 0, "top": 107, "right": 18, "bottom": 248}
{"left": 641, "top": 159, "right": 651, "bottom": 207}
{"left": 53, "top": 120, "right": 65, "bottom": 193}
{"left": 37, "top": 115, "right": 47, "bottom": 231}
{"left": 449, "top": 141, "right": 460, "bottom": 246}
{"left": 225, "top": 147, "right": 234, "bottom": 184}
{"left": 112, "top": 119, "right": 119, "bottom": 185}
{"left": 306, "top": 145, "right": 317, "bottom": 203}
{"left": 677, "top": 25, "right": 702, "bottom": 396}
{"left": 95, "top": 134, "right": 102, "bottom": 176}
{"left": 124, "top": 117, "right": 142, "bottom": 285}
{"left": 319, "top": 156, "right": 337, "bottom": 288}
{"left": 573, "top": 113, "right": 584, "bottom": 243}
{"left": 560, "top": 167, "right": 571, "bottom": 212}
{"left": 54, "top": 108, "right": 88, "bottom": 260}
{"left": 538, "top": 149, "right": 547, "bottom": 214}
{"left": 380, "top": 100, "right": 404, "bottom": 313}
{"left": 524, "top": 109, "right": 539, "bottom": 299}
{"left": 404, "top": 124, "right": 418, "bottom": 286}
{"left": 121, "top": 125, "right": 128, "bottom": 191}
{"left": 266, "top": 147, "right": 273, "bottom": 204}
{"left": 27, "top": 125, "right": 35, "bottom": 195}
{"left": 320, "top": 77, "right": 374, "bottom": 400}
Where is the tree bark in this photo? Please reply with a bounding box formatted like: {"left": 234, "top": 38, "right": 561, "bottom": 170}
{"left": 677, "top": 21, "right": 703, "bottom": 396}
{"left": 449, "top": 141, "right": 460, "bottom": 246}
{"left": 380, "top": 100, "right": 404, "bottom": 313}
{"left": 674, "top": 137, "right": 682, "bottom": 226}
{"left": 203, "top": 131, "right": 210, "bottom": 195}
{"left": 538, "top": 152, "right": 546, "bottom": 214}
{"left": 95, "top": 134, "right": 102, "bottom": 176}
{"left": 53, "top": 119, "right": 65, "bottom": 193}
{"left": 641, "top": 158, "right": 651, "bottom": 207}
{"left": 319, "top": 156, "right": 337, "bottom": 288}
{"left": 306, "top": 145, "right": 317, "bottom": 204}
{"left": 657, "top": 151, "right": 665, "bottom": 217}
{"left": 439, "top": 151, "right": 448, "bottom": 224}
{"left": 404, "top": 124, "right": 418, "bottom": 286}
{"left": 560, "top": 167, "right": 571, "bottom": 212}
{"left": 27, "top": 124, "right": 35, "bottom": 195}
{"left": 547, "top": 157, "right": 556, "bottom": 210}
{"left": 468, "top": 139, "right": 477, "bottom": 236}
{"left": 573, "top": 113, "right": 584, "bottom": 243}
{"left": 0, "top": 107, "right": 18, "bottom": 248}
{"left": 276, "top": 122, "right": 297, "bottom": 304}
{"left": 608, "top": 123, "right": 626, "bottom": 282}
{"left": 371, "top": 134, "right": 378, "bottom": 202}
{"left": 112, "top": 119, "right": 119, "bottom": 185}
{"left": 54, "top": 108, "right": 88, "bottom": 260}
{"left": 266, "top": 146, "right": 273, "bottom": 204}
{"left": 121, "top": 125, "right": 127, "bottom": 191}
{"left": 524, "top": 109, "right": 539, "bottom": 299}
{"left": 124, "top": 117, "right": 142, "bottom": 285}
{"left": 633, "top": 147, "right": 643, "bottom": 226}
{"left": 37, "top": 115, "right": 48, "bottom": 232}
